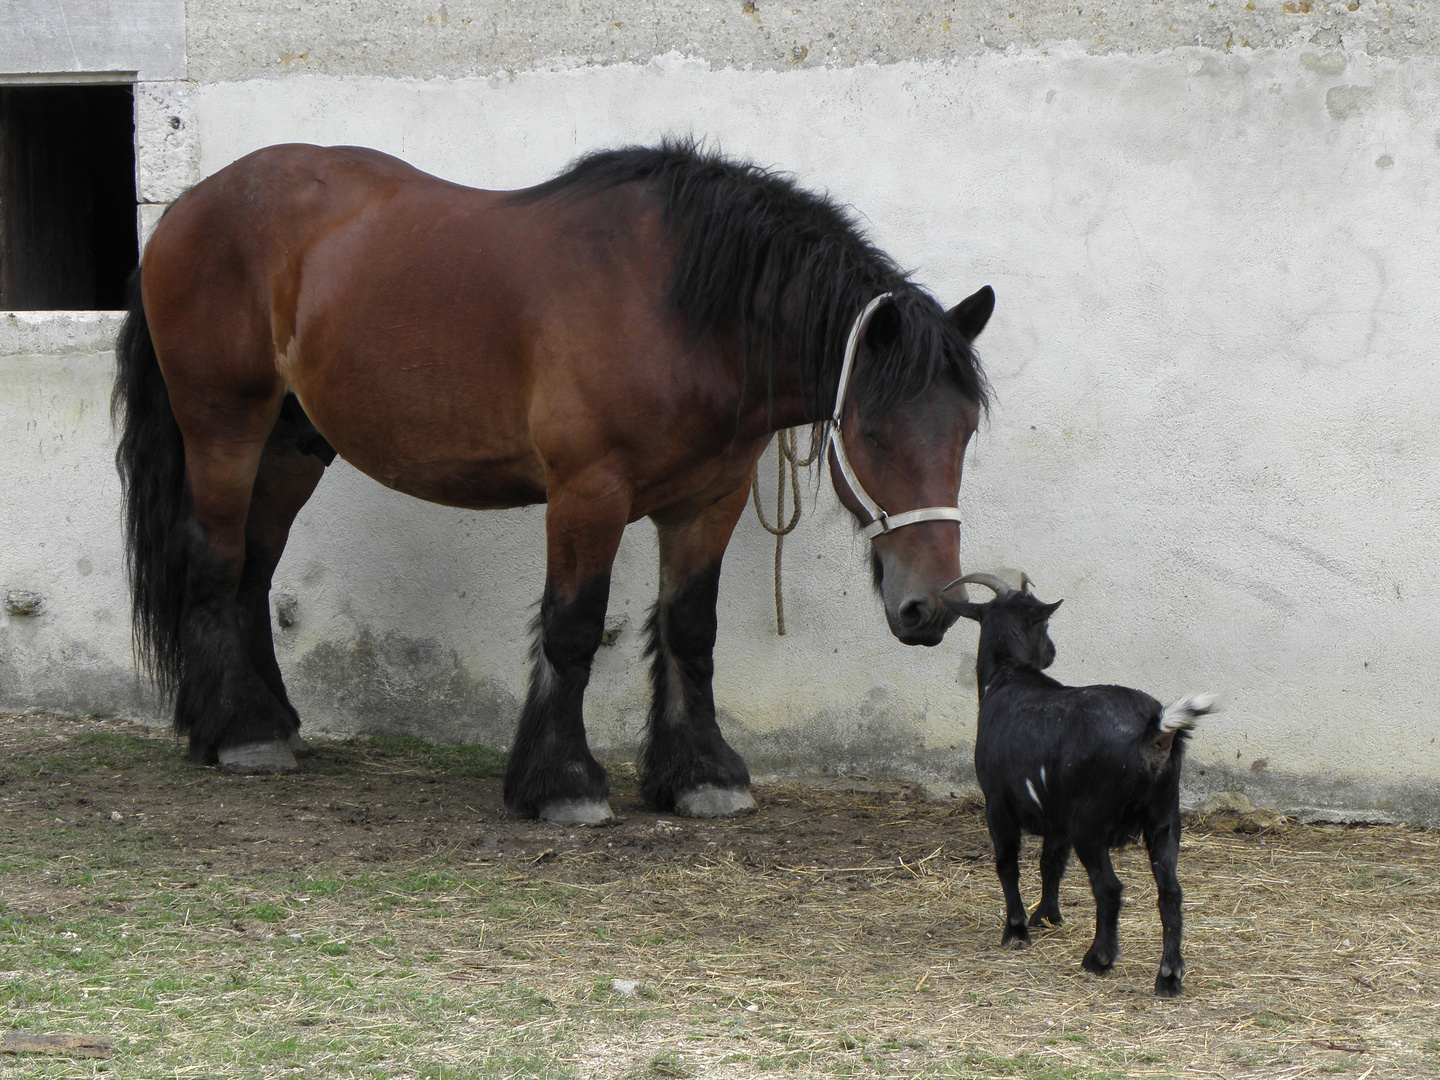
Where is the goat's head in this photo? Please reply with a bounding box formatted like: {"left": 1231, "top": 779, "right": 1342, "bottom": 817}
{"left": 941, "top": 572, "right": 1062, "bottom": 672}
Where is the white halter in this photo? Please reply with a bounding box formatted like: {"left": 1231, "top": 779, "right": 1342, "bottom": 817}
{"left": 828, "top": 293, "right": 965, "bottom": 542}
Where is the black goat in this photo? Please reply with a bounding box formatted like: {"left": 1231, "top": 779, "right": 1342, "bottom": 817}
{"left": 944, "top": 572, "right": 1217, "bottom": 997}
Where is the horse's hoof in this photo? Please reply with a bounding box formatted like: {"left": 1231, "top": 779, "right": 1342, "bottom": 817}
{"left": 539, "top": 799, "right": 615, "bottom": 826}
{"left": 218, "top": 741, "right": 299, "bottom": 774}
{"left": 674, "top": 785, "right": 756, "bottom": 818}
{"left": 286, "top": 733, "right": 315, "bottom": 757}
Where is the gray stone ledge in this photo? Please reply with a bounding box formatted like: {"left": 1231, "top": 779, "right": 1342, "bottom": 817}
{"left": 185, "top": 0, "right": 1436, "bottom": 82}
{"left": 0, "top": 0, "right": 185, "bottom": 81}
{"left": 0, "top": 312, "right": 125, "bottom": 358}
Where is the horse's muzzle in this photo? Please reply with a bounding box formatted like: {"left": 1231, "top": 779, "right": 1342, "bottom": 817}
{"left": 888, "top": 594, "right": 959, "bottom": 646}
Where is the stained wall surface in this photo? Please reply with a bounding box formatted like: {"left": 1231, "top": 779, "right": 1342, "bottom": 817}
{"left": 3, "top": 1, "right": 1437, "bottom": 822}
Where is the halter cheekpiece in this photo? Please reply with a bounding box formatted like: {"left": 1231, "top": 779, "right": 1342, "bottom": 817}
{"left": 828, "top": 293, "right": 966, "bottom": 541}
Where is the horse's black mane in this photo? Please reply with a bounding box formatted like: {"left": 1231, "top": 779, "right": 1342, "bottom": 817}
{"left": 515, "top": 139, "right": 989, "bottom": 422}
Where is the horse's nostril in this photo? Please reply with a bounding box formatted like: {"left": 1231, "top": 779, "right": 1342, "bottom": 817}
{"left": 898, "top": 598, "right": 930, "bottom": 629}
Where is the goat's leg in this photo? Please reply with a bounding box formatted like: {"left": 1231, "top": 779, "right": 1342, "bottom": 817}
{"left": 1145, "top": 816, "right": 1186, "bottom": 997}
{"left": 1030, "top": 835, "right": 1071, "bottom": 927}
{"left": 1074, "top": 841, "right": 1123, "bottom": 974}
{"left": 986, "top": 806, "right": 1030, "bottom": 947}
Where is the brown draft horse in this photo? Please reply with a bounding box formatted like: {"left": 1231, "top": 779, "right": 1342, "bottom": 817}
{"left": 113, "top": 140, "right": 993, "bottom": 824}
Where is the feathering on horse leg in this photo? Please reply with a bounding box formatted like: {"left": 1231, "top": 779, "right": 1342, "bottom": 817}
{"left": 640, "top": 487, "right": 754, "bottom": 817}
{"left": 503, "top": 488, "right": 627, "bottom": 823}
{"left": 504, "top": 577, "right": 614, "bottom": 822}
{"left": 174, "top": 422, "right": 301, "bottom": 773}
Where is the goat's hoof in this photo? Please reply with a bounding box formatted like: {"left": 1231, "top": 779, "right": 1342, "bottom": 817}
{"left": 1029, "top": 909, "right": 1063, "bottom": 928}
{"left": 1154, "top": 972, "right": 1184, "bottom": 997}
{"left": 217, "top": 741, "right": 299, "bottom": 774}
{"left": 1154, "top": 961, "right": 1186, "bottom": 997}
{"left": 673, "top": 785, "right": 756, "bottom": 818}
{"left": 1082, "top": 950, "right": 1114, "bottom": 974}
{"left": 1000, "top": 926, "right": 1031, "bottom": 948}
{"left": 538, "top": 799, "right": 615, "bottom": 826}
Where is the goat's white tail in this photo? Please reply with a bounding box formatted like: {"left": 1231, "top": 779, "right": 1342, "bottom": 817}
{"left": 1159, "top": 692, "right": 1220, "bottom": 733}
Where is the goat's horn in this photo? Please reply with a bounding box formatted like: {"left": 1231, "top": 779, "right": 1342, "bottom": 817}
{"left": 953, "top": 572, "right": 1017, "bottom": 598}
{"left": 1020, "top": 573, "right": 1036, "bottom": 596}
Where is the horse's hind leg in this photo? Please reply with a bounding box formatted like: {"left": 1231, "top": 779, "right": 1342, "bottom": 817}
{"left": 640, "top": 484, "right": 754, "bottom": 817}
{"left": 174, "top": 401, "right": 303, "bottom": 772}
{"left": 503, "top": 475, "right": 629, "bottom": 823}
{"left": 235, "top": 399, "right": 330, "bottom": 754}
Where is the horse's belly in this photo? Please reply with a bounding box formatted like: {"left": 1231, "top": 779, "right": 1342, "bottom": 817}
{"left": 353, "top": 454, "right": 547, "bottom": 511}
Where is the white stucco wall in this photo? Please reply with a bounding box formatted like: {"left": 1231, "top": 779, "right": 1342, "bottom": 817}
{"left": 3, "top": 2, "right": 1438, "bottom": 822}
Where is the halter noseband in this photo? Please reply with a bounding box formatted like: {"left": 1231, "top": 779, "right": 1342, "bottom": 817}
{"left": 828, "top": 293, "right": 965, "bottom": 542}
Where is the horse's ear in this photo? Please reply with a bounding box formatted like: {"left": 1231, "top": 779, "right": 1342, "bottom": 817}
{"left": 947, "top": 285, "right": 994, "bottom": 343}
{"left": 864, "top": 301, "right": 902, "bottom": 352}
{"left": 942, "top": 596, "right": 987, "bottom": 622}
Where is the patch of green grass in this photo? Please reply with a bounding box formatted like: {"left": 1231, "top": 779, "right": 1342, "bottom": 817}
{"left": 403, "top": 870, "right": 462, "bottom": 893}
{"left": 22, "top": 731, "right": 180, "bottom": 777}
{"left": 621, "top": 1052, "right": 691, "bottom": 1079}
{"left": 922, "top": 1051, "right": 1125, "bottom": 1079}
{"left": 249, "top": 902, "right": 287, "bottom": 922}
{"left": 881, "top": 1037, "right": 928, "bottom": 1051}
{"left": 363, "top": 735, "right": 505, "bottom": 778}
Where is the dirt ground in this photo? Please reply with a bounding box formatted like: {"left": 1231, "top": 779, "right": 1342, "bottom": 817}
{"left": 0, "top": 711, "right": 984, "bottom": 876}
{"left": 1, "top": 710, "right": 1438, "bottom": 1079}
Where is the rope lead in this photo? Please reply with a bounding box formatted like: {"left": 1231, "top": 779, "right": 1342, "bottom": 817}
{"left": 750, "top": 427, "right": 822, "bottom": 635}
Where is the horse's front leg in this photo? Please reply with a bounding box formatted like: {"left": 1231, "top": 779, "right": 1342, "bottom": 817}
{"left": 502, "top": 481, "right": 628, "bottom": 824}
{"left": 641, "top": 484, "right": 755, "bottom": 817}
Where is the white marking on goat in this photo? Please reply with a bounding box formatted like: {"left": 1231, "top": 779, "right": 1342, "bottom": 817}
{"left": 1159, "top": 692, "right": 1220, "bottom": 733}
{"left": 1040, "top": 765, "right": 1047, "bottom": 786}
{"left": 1026, "top": 778, "right": 1043, "bottom": 809}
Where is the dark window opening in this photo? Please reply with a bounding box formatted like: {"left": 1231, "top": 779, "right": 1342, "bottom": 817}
{"left": 0, "top": 84, "right": 137, "bottom": 310}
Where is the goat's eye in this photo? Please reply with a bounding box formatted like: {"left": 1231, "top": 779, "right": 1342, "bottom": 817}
{"left": 861, "top": 429, "right": 889, "bottom": 452}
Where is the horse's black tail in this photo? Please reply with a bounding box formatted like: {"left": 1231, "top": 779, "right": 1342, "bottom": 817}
{"left": 112, "top": 271, "right": 187, "bottom": 699}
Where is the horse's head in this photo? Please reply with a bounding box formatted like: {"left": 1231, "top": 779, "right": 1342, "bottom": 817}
{"left": 828, "top": 286, "right": 992, "bottom": 646}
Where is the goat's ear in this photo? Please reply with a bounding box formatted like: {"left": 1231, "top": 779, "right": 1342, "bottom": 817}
{"left": 947, "top": 285, "right": 994, "bottom": 343}
{"left": 1026, "top": 599, "right": 1063, "bottom": 624}
{"left": 941, "top": 597, "right": 986, "bottom": 622}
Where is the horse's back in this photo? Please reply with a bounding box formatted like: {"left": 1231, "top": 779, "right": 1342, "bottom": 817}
{"left": 139, "top": 144, "right": 714, "bottom": 513}
{"left": 145, "top": 144, "right": 445, "bottom": 282}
